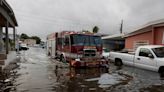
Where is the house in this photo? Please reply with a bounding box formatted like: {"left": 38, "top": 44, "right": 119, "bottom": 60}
{"left": 2, "top": 33, "right": 20, "bottom": 50}
{"left": 102, "top": 33, "right": 125, "bottom": 51}
{"left": 125, "top": 19, "right": 164, "bottom": 50}
{"left": 23, "top": 39, "right": 36, "bottom": 46}
{"left": 0, "top": 0, "right": 18, "bottom": 71}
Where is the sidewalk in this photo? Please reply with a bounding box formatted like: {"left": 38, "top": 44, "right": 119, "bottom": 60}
{"left": 1, "top": 51, "right": 20, "bottom": 71}
{"left": 0, "top": 51, "right": 20, "bottom": 91}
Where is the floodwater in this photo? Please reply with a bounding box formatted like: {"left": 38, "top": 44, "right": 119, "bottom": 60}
{"left": 0, "top": 47, "right": 164, "bottom": 92}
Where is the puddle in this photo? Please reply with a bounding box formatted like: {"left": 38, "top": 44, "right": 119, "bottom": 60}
{"left": 98, "top": 73, "right": 125, "bottom": 86}
{"left": 140, "top": 85, "right": 164, "bottom": 92}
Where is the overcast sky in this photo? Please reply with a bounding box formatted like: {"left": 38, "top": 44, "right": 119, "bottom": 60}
{"left": 6, "top": 0, "right": 164, "bottom": 40}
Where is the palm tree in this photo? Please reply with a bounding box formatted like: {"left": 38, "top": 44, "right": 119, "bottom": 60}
{"left": 93, "top": 26, "right": 99, "bottom": 33}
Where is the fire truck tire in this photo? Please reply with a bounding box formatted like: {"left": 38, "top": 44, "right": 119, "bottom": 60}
{"left": 69, "top": 61, "right": 73, "bottom": 67}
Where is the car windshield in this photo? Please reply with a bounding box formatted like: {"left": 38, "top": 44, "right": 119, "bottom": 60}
{"left": 103, "top": 48, "right": 110, "bottom": 52}
{"left": 152, "top": 47, "right": 164, "bottom": 57}
{"left": 71, "top": 34, "right": 102, "bottom": 46}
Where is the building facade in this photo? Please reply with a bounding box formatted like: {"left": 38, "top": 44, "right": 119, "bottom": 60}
{"left": 0, "top": 0, "right": 18, "bottom": 71}
{"left": 102, "top": 34, "right": 125, "bottom": 51}
{"left": 23, "top": 39, "right": 36, "bottom": 46}
{"left": 125, "top": 19, "right": 164, "bottom": 50}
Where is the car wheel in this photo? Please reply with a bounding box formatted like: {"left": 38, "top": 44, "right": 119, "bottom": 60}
{"left": 115, "top": 59, "right": 122, "bottom": 66}
{"left": 60, "top": 55, "right": 67, "bottom": 63}
{"left": 159, "top": 67, "right": 164, "bottom": 77}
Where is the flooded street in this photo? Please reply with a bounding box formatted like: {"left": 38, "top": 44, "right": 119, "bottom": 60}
{"left": 1, "top": 0, "right": 164, "bottom": 92}
{"left": 1, "top": 47, "right": 164, "bottom": 92}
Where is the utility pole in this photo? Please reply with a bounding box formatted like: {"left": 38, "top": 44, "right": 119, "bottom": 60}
{"left": 120, "top": 20, "right": 123, "bottom": 34}
{"left": 15, "top": 28, "right": 20, "bottom": 54}
{"left": 5, "top": 21, "right": 9, "bottom": 54}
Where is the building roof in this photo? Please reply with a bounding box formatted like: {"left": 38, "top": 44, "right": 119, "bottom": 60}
{"left": 102, "top": 33, "right": 125, "bottom": 40}
{"left": 138, "top": 45, "right": 164, "bottom": 49}
{"left": 125, "top": 19, "right": 164, "bottom": 37}
{"left": 0, "top": 0, "right": 18, "bottom": 27}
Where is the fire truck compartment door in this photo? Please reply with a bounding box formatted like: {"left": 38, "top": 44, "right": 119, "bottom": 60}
{"left": 51, "top": 40, "right": 56, "bottom": 57}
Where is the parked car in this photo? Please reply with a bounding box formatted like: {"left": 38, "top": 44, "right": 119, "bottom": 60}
{"left": 40, "top": 44, "right": 46, "bottom": 49}
{"left": 109, "top": 45, "right": 164, "bottom": 74}
{"left": 33, "top": 44, "right": 40, "bottom": 48}
{"left": 20, "top": 44, "right": 29, "bottom": 50}
{"left": 102, "top": 48, "right": 110, "bottom": 60}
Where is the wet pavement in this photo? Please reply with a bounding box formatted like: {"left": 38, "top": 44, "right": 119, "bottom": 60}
{"left": 0, "top": 47, "right": 164, "bottom": 92}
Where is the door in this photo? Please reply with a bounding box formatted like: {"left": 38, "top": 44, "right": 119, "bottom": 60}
{"left": 135, "top": 48, "right": 157, "bottom": 71}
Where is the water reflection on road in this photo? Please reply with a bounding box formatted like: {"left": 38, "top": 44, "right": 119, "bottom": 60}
{"left": 1, "top": 47, "right": 164, "bottom": 92}
{"left": 48, "top": 66, "right": 132, "bottom": 92}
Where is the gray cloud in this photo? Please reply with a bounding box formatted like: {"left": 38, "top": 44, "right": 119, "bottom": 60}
{"left": 6, "top": 0, "right": 164, "bottom": 40}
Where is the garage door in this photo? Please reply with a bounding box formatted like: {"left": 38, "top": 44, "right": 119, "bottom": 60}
{"left": 133, "top": 41, "right": 149, "bottom": 50}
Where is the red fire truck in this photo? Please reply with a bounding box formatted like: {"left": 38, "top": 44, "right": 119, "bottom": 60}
{"left": 47, "top": 31, "right": 108, "bottom": 67}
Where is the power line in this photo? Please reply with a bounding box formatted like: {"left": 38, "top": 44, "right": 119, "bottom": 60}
{"left": 13, "top": 9, "right": 94, "bottom": 33}
{"left": 17, "top": 18, "right": 93, "bottom": 34}
{"left": 14, "top": 9, "right": 92, "bottom": 26}
{"left": 17, "top": 14, "right": 94, "bottom": 31}
{"left": 19, "top": 17, "right": 88, "bottom": 31}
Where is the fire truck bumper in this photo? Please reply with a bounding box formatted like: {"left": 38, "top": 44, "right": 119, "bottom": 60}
{"left": 70, "top": 58, "right": 109, "bottom": 68}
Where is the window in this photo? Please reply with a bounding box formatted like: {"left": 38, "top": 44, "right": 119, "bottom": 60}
{"left": 139, "top": 48, "right": 152, "bottom": 57}
{"left": 65, "top": 36, "right": 70, "bottom": 46}
{"left": 71, "top": 34, "right": 102, "bottom": 46}
{"left": 152, "top": 47, "right": 164, "bottom": 57}
{"left": 103, "top": 48, "right": 110, "bottom": 52}
{"left": 57, "top": 38, "right": 63, "bottom": 45}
